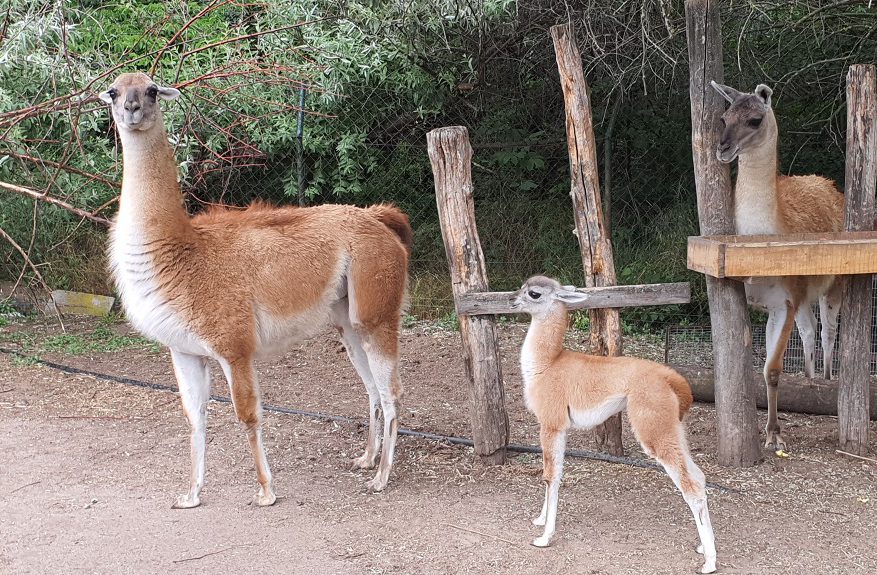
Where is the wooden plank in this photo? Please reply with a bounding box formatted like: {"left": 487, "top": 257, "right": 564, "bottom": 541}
{"left": 456, "top": 283, "right": 690, "bottom": 316}
{"left": 838, "top": 64, "right": 877, "bottom": 455}
{"left": 685, "top": 0, "right": 761, "bottom": 467}
{"left": 427, "top": 126, "right": 509, "bottom": 466}
{"left": 550, "top": 23, "right": 623, "bottom": 456}
{"left": 49, "top": 290, "right": 115, "bottom": 317}
{"left": 688, "top": 231, "right": 877, "bottom": 277}
{"left": 692, "top": 230, "right": 877, "bottom": 244}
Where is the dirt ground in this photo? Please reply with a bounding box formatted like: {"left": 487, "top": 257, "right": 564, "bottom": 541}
{"left": 1, "top": 317, "right": 876, "bottom": 574}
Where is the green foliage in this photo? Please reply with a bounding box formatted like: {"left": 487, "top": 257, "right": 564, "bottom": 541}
{"left": 1, "top": 320, "right": 156, "bottom": 356}
{"left": 2, "top": 0, "right": 874, "bottom": 330}
{"left": 40, "top": 327, "right": 157, "bottom": 355}
{"left": 436, "top": 311, "right": 460, "bottom": 332}
{"left": 0, "top": 299, "right": 16, "bottom": 315}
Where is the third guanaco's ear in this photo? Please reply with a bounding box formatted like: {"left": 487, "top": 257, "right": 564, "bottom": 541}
{"left": 754, "top": 84, "right": 772, "bottom": 106}
{"left": 710, "top": 81, "right": 741, "bottom": 103}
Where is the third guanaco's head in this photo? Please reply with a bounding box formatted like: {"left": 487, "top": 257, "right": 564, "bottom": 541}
{"left": 710, "top": 81, "right": 777, "bottom": 163}
{"left": 510, "top": 275, "right": 589, "bottom": 315}
{"left": 99, "top": 72, "right": 180, "bottom": 132}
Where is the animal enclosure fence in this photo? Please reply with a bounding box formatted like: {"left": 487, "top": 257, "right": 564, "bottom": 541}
{"left": 1, "top": 1, "right": 876, "bottom": 464}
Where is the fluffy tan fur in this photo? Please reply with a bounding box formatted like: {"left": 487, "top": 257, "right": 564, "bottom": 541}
{"left": 102, "top": 72, "right": 411, "bottom": 507}
{"left": 513, "top": 276, "right": 716, "bottom": 574}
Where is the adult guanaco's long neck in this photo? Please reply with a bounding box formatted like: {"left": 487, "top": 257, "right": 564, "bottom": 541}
{"left": 733, "top": 112, "right": 781, "bottom": 235}
{"left": 521, "top": 304, "right": 569, "bottom": 381}
{"left": 116, "top": 118, "right": 190, "bottom": 239}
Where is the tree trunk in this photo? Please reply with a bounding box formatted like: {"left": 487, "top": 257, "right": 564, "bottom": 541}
{"left": 427, "top": 126, "right": 509, "bottom": 465}
{"left": 685, "top": 0, "right": 761, "bottom": 467}
{"left": 839, "top": 64, "right": 877, "bottom": 454}
{"left": 550, "top": 23, "right": 624, "bottom": 456}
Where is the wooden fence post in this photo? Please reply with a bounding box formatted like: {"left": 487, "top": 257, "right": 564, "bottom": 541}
{"left": 685, "top": 0, "right": 761, "bottom": 466}
{"left": 550, "top": 23, "right": 624, "bottom": 456}
{"left": 427, "top": 126, "right": 509, "bottom": 465}
{"left": 838, "top": 64, "right": 877, "bottom": 454}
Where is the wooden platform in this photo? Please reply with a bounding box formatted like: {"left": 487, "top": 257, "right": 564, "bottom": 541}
{"left": 687, "top": 231, "right": 877, "bottom": 278}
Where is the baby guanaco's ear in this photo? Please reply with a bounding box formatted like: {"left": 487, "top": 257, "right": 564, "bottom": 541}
{"left": 555, "top": 287, "right": 589, "bottom": 305}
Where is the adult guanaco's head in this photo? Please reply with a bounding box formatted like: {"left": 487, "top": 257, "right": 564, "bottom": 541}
{"left": 99, "top": 72, "right": 180, "bottom": 132}
{"left": 510, "top": 275, "right": 588, "bottom": 315}
{"left": 710, "top": 81, "right": 777, "bottom": 163}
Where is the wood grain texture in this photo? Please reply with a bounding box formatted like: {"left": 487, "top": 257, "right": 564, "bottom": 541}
{"left": 685, "top": 0, "right": 761, "bottom": 467}
{"left": 688, "top": 231, "right": 877, "bottom": 277}
{"left": 838, "top": 64, "right": 877, "bottom": 454}
{"left": 550, "top": 23, "right": 623, "bottom": 455}
{"left": 427, "top": 126, "right": 509, "bottom": 465}
{"left": 677, "top": 367, "right": 877, "bottom": 420}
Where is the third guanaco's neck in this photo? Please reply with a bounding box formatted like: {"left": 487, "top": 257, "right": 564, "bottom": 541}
{"left": 733, "top": 115, "right": 781, "bottom": 235}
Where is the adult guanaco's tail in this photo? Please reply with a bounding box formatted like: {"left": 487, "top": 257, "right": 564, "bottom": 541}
{"left": 368, "top": 203, "right": 413, "bottom": 255}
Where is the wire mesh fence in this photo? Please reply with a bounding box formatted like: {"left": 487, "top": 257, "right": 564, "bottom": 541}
{"left": 666, "top": 277, "right": 877, "bottom": 375}
{"left": 2, "top": 1, "right": 875, "bottom": 378}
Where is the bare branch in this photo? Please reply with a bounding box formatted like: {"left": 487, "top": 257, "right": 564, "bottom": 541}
{"left": 0, "top": 181, "right": 111, "bottom": 226}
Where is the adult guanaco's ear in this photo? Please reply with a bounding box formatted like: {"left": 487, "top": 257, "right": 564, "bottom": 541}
{"left": 98, "top": 90, "right": 114, "bottom": 104}
{"left": 555, "top": 287, "right": 589, "bottom": 305}
{"left": 754, "top": 84, "right": 772, "bottom": 106}
{"left": 157, "top": 85, "right": 181, "bottom": 100}
{"left": 710, "top": 81, "right": 741, "bottom": 103}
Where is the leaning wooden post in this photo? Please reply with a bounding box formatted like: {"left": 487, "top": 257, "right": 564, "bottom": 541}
{"left": 427, "top": 126, "right": 509, "bottom": 465}
{"left": 685, "top": 0, "right": 761, "bottom": 466}
{"left": 550, "top": 23, "right": 624, "bottom": 456}
{"left": 838, "top": 64, "right": 877, "bottom": 454}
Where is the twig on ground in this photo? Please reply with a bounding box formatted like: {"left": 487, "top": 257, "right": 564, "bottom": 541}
{"left": 836, "top": 449, "right": 877, "bottom": 464}
{"left": 58, "top": 415, "right": 127, "bottom": 420}
{"left": 0, "top": 387, "right": 13, "bottom": 393}
{"left": 172, "top": 544, "right": 252, "bottom": 564}
{"left": 443, "top": 523, "right": 517, "bottom": 545}
{"left": 10, "top": 480, "right": 41, "bottom": 493}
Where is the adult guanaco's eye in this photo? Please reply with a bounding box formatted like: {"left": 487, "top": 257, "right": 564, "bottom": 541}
{"left": 146, "top": 86, "right": 158, "bottom": 98}
{"left": 107, "top": 88, "right": 118, "bottom": 100}
{"left": 528, "top": 290, "right": 541, "bottom": 300}
{"left": 747, "top": 117, "right": 763, "bottom": 128}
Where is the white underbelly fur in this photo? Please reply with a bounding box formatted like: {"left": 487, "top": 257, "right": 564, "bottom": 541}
{"left": 568, "top": 396, "right": 627, "bottom": 429}
{"left": 743, "top": 277, "right": 790, "bottom": 311}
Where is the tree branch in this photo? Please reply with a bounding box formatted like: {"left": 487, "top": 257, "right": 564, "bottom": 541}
{"left": 0, "top": 181, "right": 111, "bottom": 226}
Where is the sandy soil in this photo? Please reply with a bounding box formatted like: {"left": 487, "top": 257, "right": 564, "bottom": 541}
{"left": 1, "top": 317, "right": 876, "bottom": 574}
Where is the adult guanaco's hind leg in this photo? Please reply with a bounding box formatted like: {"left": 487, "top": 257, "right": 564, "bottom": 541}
{"left": 219, "top": 356, "right": 276, "bottom": 507}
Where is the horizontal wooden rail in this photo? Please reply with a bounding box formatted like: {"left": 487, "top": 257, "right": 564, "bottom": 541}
{"left": 455, "top": 282, "right": 690, "bottom": 316}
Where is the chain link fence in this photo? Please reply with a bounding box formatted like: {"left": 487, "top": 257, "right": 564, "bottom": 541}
{"left": 182, "top": 79, "right": 877, "bottom": 378}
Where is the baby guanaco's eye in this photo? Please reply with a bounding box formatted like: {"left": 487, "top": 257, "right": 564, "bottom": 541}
{"left": 146, "top": 85, "right": 158, "bottom": 98}
{"left": 528, "top": 290, "right": 541, "bottom": 300}
{"left": 107, "top": 88, "right": 118, "bottom": 100}
{"left": 747, "top": 117, "right": 763, "bottom": 128}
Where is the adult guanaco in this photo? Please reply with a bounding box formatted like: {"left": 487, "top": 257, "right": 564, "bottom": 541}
{"left": 100, "top": 72, "right": 411, "bottom": 507}
{"left": 712, "top": 80, "right": 845, "bottom": 450}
